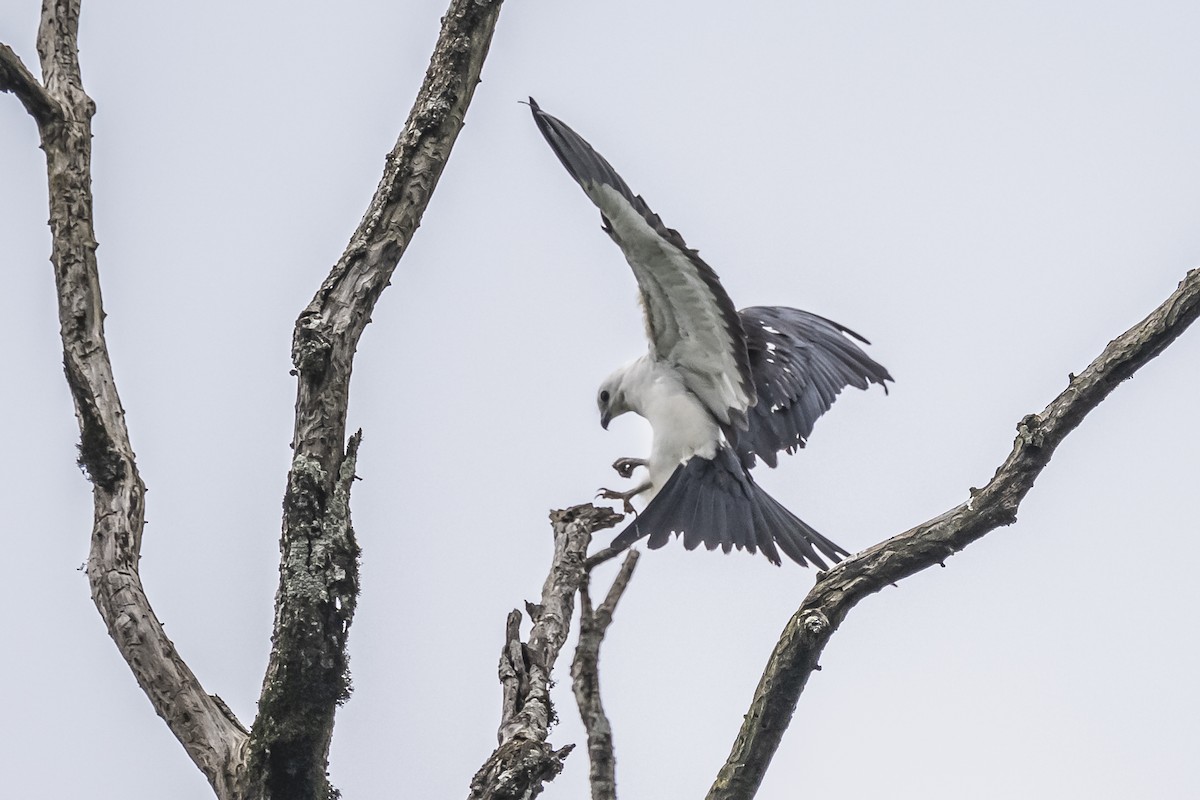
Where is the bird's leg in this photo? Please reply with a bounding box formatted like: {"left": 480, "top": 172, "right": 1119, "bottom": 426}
{"left": 596, "top": 481, "right": 650, "bottom": 515}
{"left": 612, "top": 457, "right": 647, "bottom": 479}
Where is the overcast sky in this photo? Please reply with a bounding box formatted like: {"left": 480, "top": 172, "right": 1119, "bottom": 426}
{"left": 3, "top": 2, "right": 1200, "bottom": 798}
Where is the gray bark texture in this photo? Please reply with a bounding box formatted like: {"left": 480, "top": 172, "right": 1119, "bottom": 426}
{"left": 469, "top": 504, "right": 623, "bottom": 800}
{"left": 706, "top": 266, "right": 1200, "bottom": 800}
{"left": 250, "top": 0, "right": 503, "bottom": 792}
{"left": 2, "top": 0, "right": 504, "bottom": 797}
{"left": 2, "top": 2, "right": 251, "bottom": 796}
{"left": 572, "top": 551, "right": 640, "bottom": 800}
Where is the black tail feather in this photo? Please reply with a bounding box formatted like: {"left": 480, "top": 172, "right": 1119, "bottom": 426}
{"left": 609, "top": 447, "right": 849, "bottom": 568}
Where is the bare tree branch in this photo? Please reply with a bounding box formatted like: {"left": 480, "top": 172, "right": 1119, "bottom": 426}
{"left": 584, "top": 543, "right": 629, "bottom": 570}
{"left": 471, "top": 504, "right": 623, "bottom": 800}
{"left": 16, "top": 1, "right": 250, "bottom": 796}
{"left": 707, "top": 266, "right": 1200, "bottom": 800}
{"left": 0, "top": 41, "right": 60, "bottom": 126}
{"left": 572, "top": 550, "right": 640, "bottom": 800}
{"left": 12, "top": 0, "right": 506, "bottom": 796}
{"left": 250, "top": 0, "right": 505, "bottom": 796}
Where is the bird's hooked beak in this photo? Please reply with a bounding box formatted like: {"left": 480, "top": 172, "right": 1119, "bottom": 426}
{"left": 600, "top": 411, "right": 612, "bottom": 430}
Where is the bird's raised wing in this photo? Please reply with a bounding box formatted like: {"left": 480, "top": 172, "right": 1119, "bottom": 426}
{"left": 737, "top": 306, "right": 893, "bottom": 468}
{"left": 530, "top": 99, "right": 754, "bottom": 433}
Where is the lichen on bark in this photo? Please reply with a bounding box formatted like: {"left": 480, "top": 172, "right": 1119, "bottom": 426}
{"left": 249, "top": 435, "right": 362, "bottom": 800}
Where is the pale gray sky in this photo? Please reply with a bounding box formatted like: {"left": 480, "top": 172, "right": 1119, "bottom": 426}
{"left": 3, "top": 2, "right": 1200, "bottom": 798}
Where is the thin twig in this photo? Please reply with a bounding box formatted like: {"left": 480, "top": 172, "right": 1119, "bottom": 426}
{"left": 573, "top": 550, "right": 640, "bottom": 800}
{"left": 707, "top": 267, "right": 1200, "bottom": 800}
{"left": 585, "top": 542, "right": 629, "bottom": 570}
{"left": 594, "top": 550, "right": 639, "bottom": 627}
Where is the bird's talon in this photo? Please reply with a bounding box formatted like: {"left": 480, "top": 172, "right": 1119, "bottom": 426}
{"left": 596, "top": 487, "right": 637, "bottom": 515}
{"left": 611, "top": 457, "right": 646, "bottom": 479}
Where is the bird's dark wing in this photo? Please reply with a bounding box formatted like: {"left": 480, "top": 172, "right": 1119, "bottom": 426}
{"left": 610, "top": 447, "right": 849, "bottom": 568}
{"left": 737, "top": 306, "right": 893, "bottom": 469}
{"left": 529, "top": 98, "right": 754, "bottom": 433}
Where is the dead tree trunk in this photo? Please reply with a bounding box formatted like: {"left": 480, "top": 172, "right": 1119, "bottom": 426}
{"left": 2, "top": 0, "right": 504, "bottom": 796}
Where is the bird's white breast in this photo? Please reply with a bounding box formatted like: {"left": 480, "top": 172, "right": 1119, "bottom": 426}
{"left": 621, "top": 357, "right": 721, "bottom": 501}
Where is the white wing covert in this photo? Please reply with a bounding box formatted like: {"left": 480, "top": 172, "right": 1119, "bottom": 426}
{"left": 530, "top": 99, "right": 754, "bottom": 435}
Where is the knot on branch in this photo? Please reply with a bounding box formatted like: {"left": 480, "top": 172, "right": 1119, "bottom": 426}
{"left": 292, "top": 314, "right": 332, "bottom": 376}
{"left": 801, "top": 611, "right": 830, "bottom": 637}
{"left": 1016, "top": 414, "right": 1045, "bottom": 448}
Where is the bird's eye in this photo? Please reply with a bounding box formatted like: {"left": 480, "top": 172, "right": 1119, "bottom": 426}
{"left": 600, "top": 390, "right": 610, "bottom": 404}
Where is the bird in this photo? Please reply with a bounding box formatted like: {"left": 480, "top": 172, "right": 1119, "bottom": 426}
{"left": 529, "top": 98, "right": 892, "bottom": 568}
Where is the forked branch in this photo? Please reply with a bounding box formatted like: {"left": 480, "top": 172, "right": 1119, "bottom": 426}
{"left": 0, "top": 41, "right": 60, "bottom": 125}
{"left": 6, "top": 0, "right": 506, "bottom": 797}
{"left": 708, "top": 267, "right": 1200, "bottom": 800}
{"left": 471, "top": 504, "right": 623, "bottom": 799}
{"left": 573, "top": 550, "right": 640, "bottom": 800}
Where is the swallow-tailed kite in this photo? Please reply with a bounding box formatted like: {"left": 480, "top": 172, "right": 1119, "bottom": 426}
{"left": 530, "top": 99, "right": 892, "bottom": 568}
